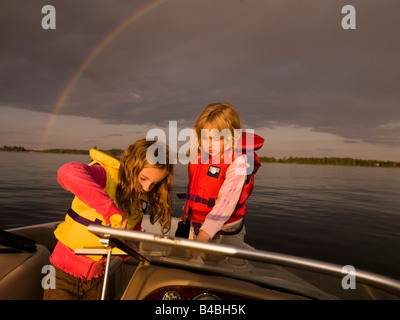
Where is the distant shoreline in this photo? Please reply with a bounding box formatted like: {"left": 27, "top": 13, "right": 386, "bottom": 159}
{"left": 258, "top": 156, "right": 400, "bottom": 168}
{"left": 0, "top": 145, "right": 90, "bottom": 155}
{"left": 1, "top": 145, "right": 399, "bottom": 168}
{"left": 0, "top": 145, "right": 122, "bottom": 157}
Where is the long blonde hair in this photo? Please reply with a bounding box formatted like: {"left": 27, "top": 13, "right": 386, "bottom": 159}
{"left": 116, "top": 139, "right": 173, "bottom": 234}
{"left": 191, "top": 102, "right": 242, "bottom": 161}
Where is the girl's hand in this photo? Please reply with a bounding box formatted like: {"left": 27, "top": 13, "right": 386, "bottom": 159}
{"left": 192, "top": 230, "right": 211, "bottom": 260}
{"left": 179, "top": 213, "right": 188, "bottom": 223}
{"left": 196, "top": 230, "right": 211, "bottom": 242}
{"left": 121, "top": 216, "right": 129, "bottom": 229}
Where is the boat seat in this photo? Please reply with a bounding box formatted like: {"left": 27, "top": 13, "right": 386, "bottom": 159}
{"left": 0, "top": 244, "right": 51, "bottom": 300}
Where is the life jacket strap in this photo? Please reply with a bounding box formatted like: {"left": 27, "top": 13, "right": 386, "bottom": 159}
{"left": 178, "top": 193, "right": 215, "bottom": 208}
{"left": 178, "top": 193, "right": 244, "bottom": 210}
{"left": 67, "top": 208, "right": 103, "bottom": 227}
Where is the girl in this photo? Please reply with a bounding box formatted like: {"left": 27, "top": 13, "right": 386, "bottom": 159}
{"left": 44, "top": 139, "right": 173, "bottom": 300}
{"left": 180, "top": 102, "right": 264, "bottom": 248}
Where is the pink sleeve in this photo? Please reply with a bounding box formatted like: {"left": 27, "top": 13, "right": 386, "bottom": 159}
{"left": 57, "top": 162, "right": 124, "bottom": 224}
{"left": 200, "top": 155, "right": 247, "bottom": 238}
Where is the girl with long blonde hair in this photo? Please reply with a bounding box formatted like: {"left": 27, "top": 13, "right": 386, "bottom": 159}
{"left": 45, "top": 138, "right": 173, "bottom": 300}
{"left": 180, "top": 102, "right": 264, "bottom": 248}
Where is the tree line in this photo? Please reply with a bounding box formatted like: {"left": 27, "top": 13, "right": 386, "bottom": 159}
{"left": 0, "top": 145, "right": 89, "bottom": 155}
{"left": 2, "top": 145, "right": 399, "bottom": 168}
{"left": 259, "top": 156, "right": 400, "bottom": 168}
{"left": 0, "top": 145, "right": 124, "bottom": 157}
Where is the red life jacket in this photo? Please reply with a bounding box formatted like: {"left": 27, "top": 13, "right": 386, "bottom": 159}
{"left": 182, "top": 132, "right": 264, "bottom": 230}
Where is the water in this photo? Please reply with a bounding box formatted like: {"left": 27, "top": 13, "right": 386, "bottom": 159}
{"left": 1, "top": 151, "right": 399, "bottom": 280}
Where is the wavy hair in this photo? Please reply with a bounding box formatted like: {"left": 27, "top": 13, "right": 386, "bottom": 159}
{"left": 190, "top": 102, "right": 242, "bottom": 162}
{"left": 116, "top": 139, "right": 173, "bottom": 234}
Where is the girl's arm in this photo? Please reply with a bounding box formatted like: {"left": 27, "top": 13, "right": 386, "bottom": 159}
{"left": 198, "top": 155, "right": 248, "bottom": 240}
{"left": 57, "top": 162, "right": 124, "bottom": 225}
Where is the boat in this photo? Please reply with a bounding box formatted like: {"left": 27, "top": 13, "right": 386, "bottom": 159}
{"left": 1, "top": 215, "right": 400, "bottom": 300}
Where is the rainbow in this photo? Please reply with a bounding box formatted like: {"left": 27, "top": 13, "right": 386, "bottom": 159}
{"left": 40, "top": 0, "right": 166, "bottom": 149}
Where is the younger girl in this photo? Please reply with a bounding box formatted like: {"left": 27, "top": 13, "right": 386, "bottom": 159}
{"left": 180, "top": 102, "right": 264, "bottom": 248}
{"left": 44, "top": 139, "right": 173, "bottom": 300}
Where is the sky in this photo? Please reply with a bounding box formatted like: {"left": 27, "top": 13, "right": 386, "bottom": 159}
{"left": 1, "top": 0, "right": 400, "bottom": 161}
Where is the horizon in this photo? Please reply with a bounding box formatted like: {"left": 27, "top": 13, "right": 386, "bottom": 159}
{"left": 2, "top": 143, "right": 400, "bottom": 165}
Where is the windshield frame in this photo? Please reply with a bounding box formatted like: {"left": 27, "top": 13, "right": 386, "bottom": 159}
{"left": 87, "top": 224, "right": 400, "bottom": 299}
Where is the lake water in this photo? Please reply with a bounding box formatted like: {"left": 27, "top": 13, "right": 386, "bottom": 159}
{"left": 1, "top": 151, "right": 399, "bottom": 280}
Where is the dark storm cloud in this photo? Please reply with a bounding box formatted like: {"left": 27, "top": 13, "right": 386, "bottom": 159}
{"left": 1, "top": 0, "right": 399, "bottom": 146}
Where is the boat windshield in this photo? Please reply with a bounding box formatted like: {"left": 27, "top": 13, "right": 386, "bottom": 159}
{"left": 87, "top": 225, "right": 400, "bottom": 300}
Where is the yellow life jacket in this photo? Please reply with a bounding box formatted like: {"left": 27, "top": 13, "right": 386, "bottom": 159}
{"left": 54, "top": 148, "right": 147, "bottom": 261}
